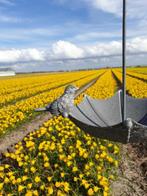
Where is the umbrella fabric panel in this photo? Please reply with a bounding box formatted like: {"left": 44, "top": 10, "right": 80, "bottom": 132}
{"left": 125, "top": 95, "right": 147, "bottom": 125}
{"left": 85, "top": 92, "right": 122, "bottom": 127}
{"left": 70, "top": 105, "right": 98, "bottom": 126}
{"left": 70, "top": 91, "right": 122, "bottom": 127}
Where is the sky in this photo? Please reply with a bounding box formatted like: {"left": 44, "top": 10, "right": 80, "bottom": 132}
{"left": 0, "top": 0, "right": 147, "bottom": 72}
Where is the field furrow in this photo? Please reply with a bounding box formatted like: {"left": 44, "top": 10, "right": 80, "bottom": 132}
{"left": 126, "top": 71, "right": 147, "bottom": 81}
{"left": 0, "top": 70, "right": 104, "bottom": 136}
{"left": 112, "top": 70, "right": 147, "bottom": 98}
{"left": 75, "top": 69, "right": 118, "bottom": 105}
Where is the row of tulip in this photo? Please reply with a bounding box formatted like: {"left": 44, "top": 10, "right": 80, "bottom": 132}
{"left": 0, "top": 69, "right": 120, "bottom": 196}
{"left": 0, "top": 71, "right": 99, "bottom": 107}
{"left": 0, "top": 70, "right": 104, "bottom": 136}
{"left": 126, "top": 70, "right": 147, "bottom": 80}
{"left": 127, "top": 67, "right": 147, "bottom": 74}
{"left": 112, "top": 70, "right": 147, "bottom": 98}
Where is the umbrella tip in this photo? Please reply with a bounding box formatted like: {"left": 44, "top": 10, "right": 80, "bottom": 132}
{"left": 124, "top": 118, "right": 133, "bottom": 129}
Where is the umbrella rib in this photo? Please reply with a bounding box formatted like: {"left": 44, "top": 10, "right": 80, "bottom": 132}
{"left": 76, "top": 105, "right": 100, "bottom": 127}
{"left": 85, "top": 96, "right": 110, "bottom": 127}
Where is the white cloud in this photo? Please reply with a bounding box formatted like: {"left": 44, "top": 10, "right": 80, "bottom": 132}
{"left": 51, "top": 40, "right": 84, "bottom": 58}
{"left": 86, "top": 0, "right": 121, "bottom": 17}
{"left": 0, "top": 37, "right": 147, "bottom": 66}
{"left": 84, "top": 0, "right": 147, "bottom": 19}
{"left": 0, "top": 48, "right": 44, "bottom": 63}
{"left": 73, "top": 31, "right": 121, "bottom": 42}
{"left": 82, "top": 37, "right": 147, "bottom": 57}
{"left": 20, "top": 49, "right": 44, "bottom": 61}
{"left": 83, "top": 41, "right": 122, "bottom": 57}
{"left": 127, "top": 37, "right": 147, "bottom": 53}
{"left": 127, "top": 1, "right": 147, "bottom": 19}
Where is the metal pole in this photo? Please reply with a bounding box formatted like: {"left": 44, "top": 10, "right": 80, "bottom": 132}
{"left": 122, "top": 0, "right": 126, "bottom": 122}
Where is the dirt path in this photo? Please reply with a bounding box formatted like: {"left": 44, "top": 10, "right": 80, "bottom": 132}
{"left": 0, "top": 112, "right": 52, "bottom": 154}
{"left": 111, "top": 144, "right": 147, "bottom": 196}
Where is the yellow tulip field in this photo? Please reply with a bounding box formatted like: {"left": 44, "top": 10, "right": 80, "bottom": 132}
{"left": 0, "top": 67, "right": 147, "bottom": 196}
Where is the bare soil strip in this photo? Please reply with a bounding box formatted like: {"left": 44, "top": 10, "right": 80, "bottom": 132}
{"left": 0, "top": 112, "right": 52, "bottom": 154}
{"left": 118, "top": 70, "right": 147, "bottom": 83}
{"left": 127, "top": 70, "right": 147, "bottom": 76}
{"left": 111, "top": 144, "right": 147, "bottom": 196}
{"left": 111, "top": 70, "right": 122, "bottom": 89}
{"left": 126, "top": 73, "right": 147, "bottom": 83}
{"left": 111, "top": 70, "right": 133, "bottom": 96}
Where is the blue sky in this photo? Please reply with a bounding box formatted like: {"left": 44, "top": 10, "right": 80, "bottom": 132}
{"left": 0, "top": 0, "right": 147, "bottom": 71}
{"left": 0, "top": 0, "right": 122, "bottom": 47}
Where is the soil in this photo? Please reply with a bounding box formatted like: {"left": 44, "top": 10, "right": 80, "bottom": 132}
{"left": 111, "top": 144, "right": 147, "bottom": 196}
{"left": 0, "top": 112, "right": 52, "bottom": 155}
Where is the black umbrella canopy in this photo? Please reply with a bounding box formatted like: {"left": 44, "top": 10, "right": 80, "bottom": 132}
{"left": 69, "top": 0, "right": 147, "bottom": 144}
{"left": 69, "top": 90, "right": 147, "bottom": 143}
{"left": 70, "top": 91, "right": 147, "bottom": 127}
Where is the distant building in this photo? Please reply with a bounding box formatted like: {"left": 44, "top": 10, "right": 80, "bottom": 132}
{"left": 0, "top": 68, "right": 16, "bottom": 77}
